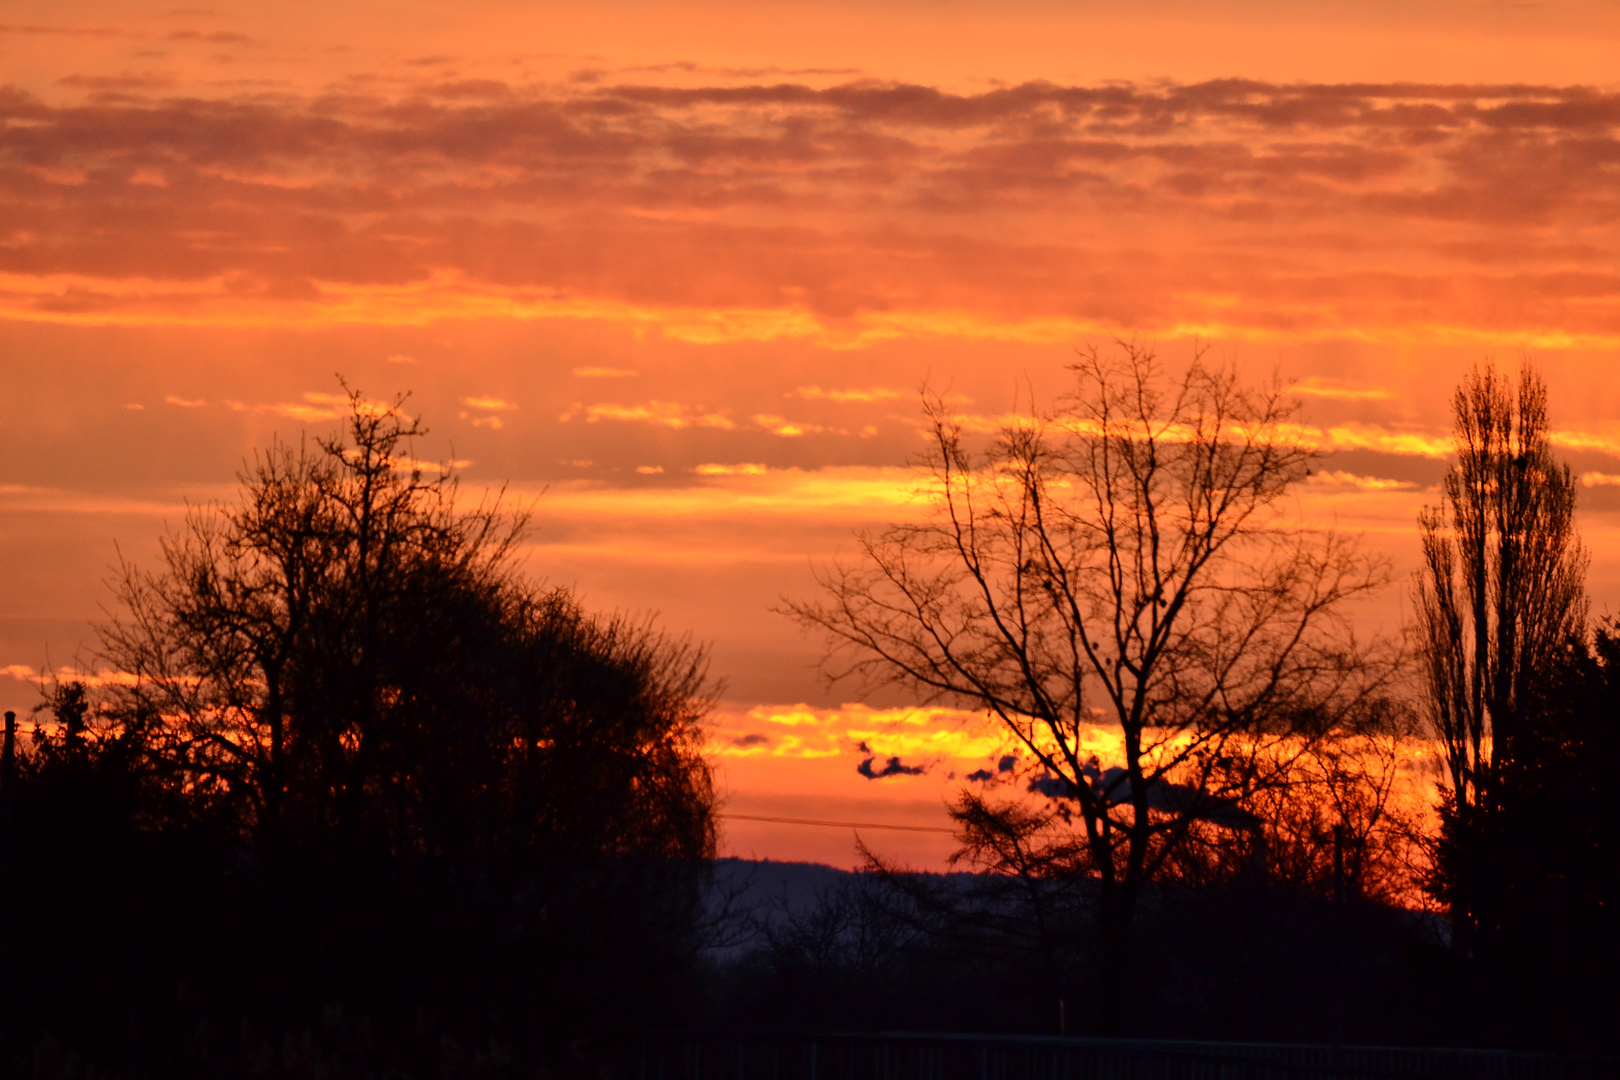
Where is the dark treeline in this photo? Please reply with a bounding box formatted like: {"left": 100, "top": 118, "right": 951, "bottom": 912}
{"left": 2, "top": 362, "right": 1617, "bottom": 1078}
{"left": 2, "top": 392, "right": 719, "bottom": 1077}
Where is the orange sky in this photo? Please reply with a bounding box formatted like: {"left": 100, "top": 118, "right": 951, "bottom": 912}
{"left": 4, "top": 0, "right": 1620, "bottom": 868}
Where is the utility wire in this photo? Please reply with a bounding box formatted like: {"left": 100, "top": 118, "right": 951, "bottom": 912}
{"left": 720, "top": 812, "right": 956, "bottom": 835}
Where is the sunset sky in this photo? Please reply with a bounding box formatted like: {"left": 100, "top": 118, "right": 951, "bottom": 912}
{"left": 4, "top": 0, "right": 1620, "bottom": 868}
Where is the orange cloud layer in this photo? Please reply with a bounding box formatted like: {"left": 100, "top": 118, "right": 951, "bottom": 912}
{"left": 2, "top": 79, "right": 1619, "bottom": 345}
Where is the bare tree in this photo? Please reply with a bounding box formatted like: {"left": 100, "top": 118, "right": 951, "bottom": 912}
{"left": 1414, "top": 361, "right": 1586, "bottom": 936}
{"left": 1416, "top": 361, "right": 1586, "bottom": 810}
{"left": 786, "top": 343, "right": 1390, "bottom": 1017}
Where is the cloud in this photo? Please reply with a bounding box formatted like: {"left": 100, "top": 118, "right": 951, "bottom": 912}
{"left": 857, "top": 753, "right": 927, "bottom": 779}
{"left": 1552, "top": 430, "right": 1620, "bottom": 456}
{"left": 461, "top": 396, "right": 517, "bottom": 411}
{"left": 57, "top": 72, "right": 176, "bottom": 91}
{"left": 753, "top": 413, "right": 826, "bottom": 437}
{"left": 573, "top": 366, "right": 637, "bottom": 378}
{"left": 164, "top": 395, "right": 206, "bottom": 407}
{"left": 0, "top": 23, "right": 135, "bottom": 37}
{"left": 711, "top": 703, "right": 1035, "bottom": 763}
{"left": 379, "top": 455, "right": 471, "bottom": 474}
{"left": 963, "top": 756, "right": 1018, "bottom": 783}
{"left": 1290, "top": 376, "right": 1393, "bottom": 401}
{"left": 635, "top": 465, "right": 664, "bottom": 474}
{"left": 1306, "top": 470, "right": 1416, "bottom": 492}
{"left": 222, "top": 391, "right": 394, "bottom": 423}
{"left": 3, "top": 77, "right": 1619, "bottom": 345}
{"left": 693, "top": 462, "right": 767, "bottom": 476}
{"left": 1581, "top": 472, "right": 1620, "bottom": 487}
{"left": 791, "top": 386, "right": 902, "bottom": 403}
{"left": 166, "top": 29, "right": 252, "bottom": 43}
{"left": 582, "top": 401, "right": 735, "bottom": 429}
{"left": 0, "top": 663, "right": 140, "bottom": 689}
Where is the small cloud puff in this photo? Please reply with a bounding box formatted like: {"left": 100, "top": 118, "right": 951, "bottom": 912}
{"left": 572, "top": 366, "right": 637, "bottom": 378}
{"left": 693, "top": 462, "right": 767, "bottom": 476}
{"left": 580, "top": 401, "right": 734, "bottom": 430}
{"left": 857, "top": 754, "right": 927, "bottom": 779}
{"left": 1305, "top": 470, "right": 1415, "bottom": 492}
{"left": 965, "top": 753, "right": 1018, "bottom": 783}
{"left": 754, "top": 413, "right": 826, "bottom": 437}
{"left": 791, "top": 386, "right": 901, "bottom": 403}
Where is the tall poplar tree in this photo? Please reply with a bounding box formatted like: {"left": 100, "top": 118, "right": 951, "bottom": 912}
{"left": 1414, "top": 361, "right": 1587, "bottom": 937}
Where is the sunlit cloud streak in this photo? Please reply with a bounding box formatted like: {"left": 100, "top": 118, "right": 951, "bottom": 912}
{"left": 566, "top": 400, "right": 736, "bottom": 428}
{"left": 1290, "top": 377, "right": 1393, "bottom": 401}
{"left": 1306, "top": 470, "right": 1416, "bottom": 492}
{"left": 791, "top": 386, "right": 902, "bottom": 403}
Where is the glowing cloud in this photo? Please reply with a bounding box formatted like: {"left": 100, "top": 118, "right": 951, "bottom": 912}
{"left": 693, "top": 463, "right": 769, "bottom": 476}
{"left": 791, "top": 386, "right": 903, "bottom": 403}
{"left": 580, "top": 401, "right": 736, "bottom": 429}
{"left": 1306, "top": 470, "right": 1416, "bottom": 492}
{"left": 753, "top": 414, "right": 827, "bottom": 437}
{"left": 1291, "top": 377, "right": 1394, "bottom": 402}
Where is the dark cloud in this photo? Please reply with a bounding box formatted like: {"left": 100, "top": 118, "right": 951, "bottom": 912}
{"left": 1030, "top": 765, "right": 1258, "bottom": 828}
{"left": 731, "top": 733, "right": 769, "bottom": 748}
{"left": 56, "top": 73, "right": 177, "bottom": 91}
{"left": 0, "top": 23, "right": 137, "bottom": 38}
{"left": 857, "top": 754, "right": 926, "bottom": 779}
{"left": 166, "top": 29, "right": 252, "bottom": 44}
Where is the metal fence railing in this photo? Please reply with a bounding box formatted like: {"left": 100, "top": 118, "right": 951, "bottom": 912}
{"left": 615, "top": 1033, "right": 1615, "bottom": 1080}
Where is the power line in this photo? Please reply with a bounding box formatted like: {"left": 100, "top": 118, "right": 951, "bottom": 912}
{"left": 720, "top": 812, "right": 957, "bottom": 835}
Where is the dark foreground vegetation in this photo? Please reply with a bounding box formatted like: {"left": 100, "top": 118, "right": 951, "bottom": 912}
{"left": 2, "top": 359, "right": 1616, "bottom": 1078}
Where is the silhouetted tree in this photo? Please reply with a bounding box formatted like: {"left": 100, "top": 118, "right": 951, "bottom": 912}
{"left": 9, "top": 387, "right": 727, "bottom": 1071}
{"left": 1501, "top": 620, "right": 1620, "bottom": 1046}
{"left": 100, "top": 386, "right": 715, "bottom": 864}
{"left": 1414, "top": 361, "right": 1586, "bottom": 945}
{"left": 787, "top": 344, "right": 1391, "bottom": 1029}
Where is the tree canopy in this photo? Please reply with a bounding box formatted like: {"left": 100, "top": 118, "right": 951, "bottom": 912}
{"left": 788, "top": 344, "right": 1397, "bottom": 1029}
{"left": 100, "top": 387, "right": 716, "bottom": 863}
